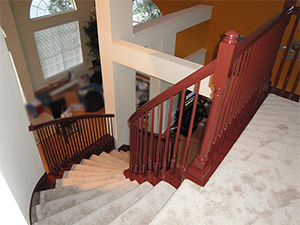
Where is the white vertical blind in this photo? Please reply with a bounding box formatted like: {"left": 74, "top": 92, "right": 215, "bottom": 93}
{"left": 34, "top": 21, "right": 83, "bottom": 79}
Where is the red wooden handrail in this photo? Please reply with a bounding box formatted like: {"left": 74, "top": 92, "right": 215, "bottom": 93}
{"left": 235, "top": 6, "right": 294, "bottom": 58}
{"left": 129, "top": 60, "right": 216, "bottom": 123}
{"left": 29, "top": 114, "right": 115, "bottom": 131}
{"left": 29, "top": 114, "right": 115, "bottom": 176}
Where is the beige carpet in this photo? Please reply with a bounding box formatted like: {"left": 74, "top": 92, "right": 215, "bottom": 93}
{"left": 149, "top": 94, "right": 300, "bottom": 224}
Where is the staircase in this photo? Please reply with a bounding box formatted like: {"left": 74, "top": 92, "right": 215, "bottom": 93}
{"left": 32, "top": 150, "right": 180, "bottom": 225}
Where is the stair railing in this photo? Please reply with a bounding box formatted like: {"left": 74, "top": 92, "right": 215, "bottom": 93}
{"left": 183, "top": 2, "right": 296, "bottom": 185}
{"left": 271, "top": 2, "right": 299, "bottom": 101}
{"left": 126, "top": 60, "right": 216, "bottom": 186}
{"left": 29, "top": 114, "right": 115, "bottom": 176}
{"left": 126, "top": 1, "right": 296, "bottom": 187}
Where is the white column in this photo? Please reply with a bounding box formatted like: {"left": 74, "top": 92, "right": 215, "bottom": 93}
{"left": 95, "top": 0, "right": 135, "bottom": 148}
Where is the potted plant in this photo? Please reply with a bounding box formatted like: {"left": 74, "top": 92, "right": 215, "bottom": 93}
{"left": 83, "top": 9, "right": 100, "bottom": 67}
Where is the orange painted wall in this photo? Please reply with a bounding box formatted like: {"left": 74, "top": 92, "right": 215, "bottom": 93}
{"left": 153, "top": 0, "right": 299, "bottom": 94}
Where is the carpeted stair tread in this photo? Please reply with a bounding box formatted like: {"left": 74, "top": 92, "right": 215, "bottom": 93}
{"left": 148, "top": 179, "right": 201, "bottom": 224}
{"left": 80, "top": 158, "right": 127, "bottom": 169}
{"left": 34, "top": 181, "right": 139, "bottom": 225}
{"left": 70, "top": 164, "right": 123, "bottom": 173}
{"left": 39, "top": 176, "right": 129, "bottom": 204}
{"left": 109, "top": 181, "right": 176, "bottom": 225}
{"left": 63, "top": 170, "right": 122, "bottom": 178}
{"left": 73, "top": 182, "right": 153, "bottom": 225}
{"left": 89, "top": 152, "right": 129, "bottom": 167}
{"left": 99, "top": 151, "right": 129, "bottom": 164}
{"left": 109, "top": 150, "right": 129, "bottom": 162}
{"left": 120, "top": 150, "right": 130, "bottom": 158}
{"left": 36, "top": 179, "right": 132, "bottom": 221}
{"left": 56, "top": 173, "right": 125, "bottom": 188}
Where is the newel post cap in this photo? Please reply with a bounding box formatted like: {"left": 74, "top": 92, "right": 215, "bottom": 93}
{"left": 223, "top": 29, "right": 239, "bottom": 45}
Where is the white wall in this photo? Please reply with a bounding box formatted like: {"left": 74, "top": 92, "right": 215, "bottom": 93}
{"left": 7, "top": 0, "right": 95, "bottom": 92}
{"left": 0, "top": 172, "right": 28, "bottom": 225}
{"left": 0, "top": 0, "right": 35, "bottom": 103}
{"left": 0, "top": 28, "right": 44, "bottom": 224}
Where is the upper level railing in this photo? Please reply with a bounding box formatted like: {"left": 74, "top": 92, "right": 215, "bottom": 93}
{"left": 271, "top": 3, "right": 299, "bottom": 101}
{"left": 125, "top": 1, "right": 296, "bottom": 187}
{"left": 29, "top": 114, "right": 115, "bottom": 176}
{"left": 183, "top": 2, "right": 297, "bottom": 186}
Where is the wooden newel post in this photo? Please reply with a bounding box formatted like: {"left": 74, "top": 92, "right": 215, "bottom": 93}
{"left": 183, "top": 30, "right": 239, "bottom": 182}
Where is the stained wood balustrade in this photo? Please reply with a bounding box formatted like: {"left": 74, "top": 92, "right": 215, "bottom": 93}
{"left": 29, "top": 114, "right": 115, "bottom": 176}
{"left": 125, "top": 1, "right": 297, "bottom": 187}
{"left": 124, "top": 61, "right": 216, "bottom": 187}
{"left": 271, "top": 2, "right": 299, "bottom": 101}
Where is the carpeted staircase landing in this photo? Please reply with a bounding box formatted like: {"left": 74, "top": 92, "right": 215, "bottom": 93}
{"left": 32, "top": 150, "right": 179, "bottom": 225}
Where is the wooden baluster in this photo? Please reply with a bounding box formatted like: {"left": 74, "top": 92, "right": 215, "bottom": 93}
{"left": 131, "top": 120, "right": 135, "bottom": 172}
{"left": 264, "top": 25, "right": 283, "bottom": 86}
{"left": 224, "top": 52, "right": 248, "bottom": 142}
{"left": 213, "top": 56, "right": 238, "bottom": 150}
{"left": 148, "top": 108, "right": 155, "bottom": 173}
{"left": 109, "top": 116, "right": 112, "bottom": 134}
{"left": 162, "top": 96, "right": 173, "bottom": 173}
{"left": 83, "top": 118, "right": 91, "bottom": 150}
{"left": 38, "top": 129, "right": 54, "bottom": 173}
{"left": 134, "top": 119, "right": 139, "bottom": 173}
{"left": 289, "top": 69, "right": 300, "bottom": 100}
{"left": 170, "top": 89, "right": 186, "bottom": 175}
{"left": 95, "top": 117, "right": 101, "bottom": 149}
{"left": 46, "top": 125, "right": 62, "bottom": 166}
{"left": 180, "top": 81, "right": 201, "bottom": 174}
{"left": 96, "top": 117, "right": 101, "bottom": 150}
{"left": 89, "top": 118, "right": 93, "bottom": 152}
{"left": 66, "top": 121, "right": 76, "bottom": 161}
{"left": 142, "top": 111, "right": 149, "bottom": 175}
{"left": 110, "top": 117, "right": 114, "bottom": 139}
{"left": 101, "top": 117, "right": 107, "bottom": 148}
{"left": 90, "top": 118, "right": 96, "bottom": 153}
{"left": 103, "top": 117, "right": 108, "bottom": 146}
{"left": 130, "top": 123, "right": 135, "bottom": 172}
{"left": 99, "top": 118, "right": 104, "bottom": 146}
{"left": 85, "top": 118, "right": 93, "bottom": 155}
{"left": 272, "top": 12, "right": 297, "bottom": 91}
{"left": 227, "top": 55, "right": 246, "bottom": 136}
{"left": 253, "top": 34, "right": 272, "bottom": 107}
{"left": 75, "top": 119, "right": 84, "bottom": 158}
{"left": 79, "top": 119, "right": 88, "bottom": 154}
{"left": 154, "top": 102, "right": 164, "bottom": 177}
{"left": 232, "top": 50, "right": 251, "bottom": 129}
{"left": 46, "top": 124, "right": 59, "bottom": 163}
{"left": 280, "top": 42, "right": 299, "bottom": 96}
{"left": 138, "top": 116, "right": 143, "bottom": 173}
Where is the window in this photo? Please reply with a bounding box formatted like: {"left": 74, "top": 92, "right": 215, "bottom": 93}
{"left": 34, "top": 21, "right": 83, "bottom": 79}
{"left": 133, "top": 0, "right": 162, "bottom": 25}
{"left": 30, "top": 0, "right": 76, "bottom": 19}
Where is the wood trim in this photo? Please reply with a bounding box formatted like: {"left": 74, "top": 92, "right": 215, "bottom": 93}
{"left": 29, "top": 173, "right": 56, "bottom": 225}
{"left": 118, "top": 144, "right": 130, "bottom": 152}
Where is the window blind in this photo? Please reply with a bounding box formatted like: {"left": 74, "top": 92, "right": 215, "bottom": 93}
{"left": 34, "top": 21, "right": 83, "bottom": 79}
